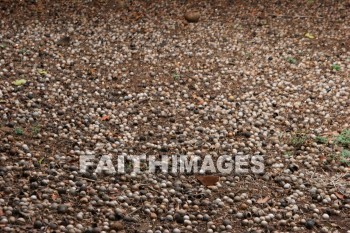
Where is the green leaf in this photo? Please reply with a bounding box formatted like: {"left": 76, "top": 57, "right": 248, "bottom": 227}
{"left": 173, "top": 73, "right": 181, "bottom": 80}
{"left": 19, "top": 49, "right": 29, "bottom": 54}
{"left": 315, "top": 136, "right": 328, "bottom": 144}
{"left": 335, "top": 129, "right": 350, "bottom": 147}
{"left": 38, "top": 157, "right": 45, "bottom": 165}
{"left": 287, "top": 57, "right": 297, "bottom": 64}
{"left": 12, "top": 79, "right": 27, "bottom": 86}
{"left": 305, "top": 33, "right": 315, "bottom": 39}
{"left": 342, "top": 149, "right": 350, "bottom": 158}
{"left": 14, "top": 127, "right": 24, "bottom": 135}
{"left": 37, "top": 69, "right": 48, "bottom": 75}
{"left": 331, "top": 64, "right": 341, "bottom": 71}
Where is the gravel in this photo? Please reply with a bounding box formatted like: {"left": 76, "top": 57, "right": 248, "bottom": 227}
{"left": 0, "top": 0, "right": 349, "bottom": 232}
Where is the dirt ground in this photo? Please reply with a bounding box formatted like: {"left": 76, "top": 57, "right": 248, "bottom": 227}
{"left": 0, "top": 0, "right": 350, "bottom": 232}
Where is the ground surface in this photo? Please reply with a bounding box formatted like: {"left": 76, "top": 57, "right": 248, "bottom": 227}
{"left": 0, "top": 0, "right": 350, "bottom": 232}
